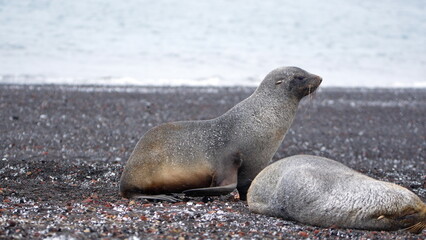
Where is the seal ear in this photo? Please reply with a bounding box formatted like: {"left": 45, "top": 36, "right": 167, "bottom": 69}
{"left": 275, "top": 80, "right": 283, "bottom": 85}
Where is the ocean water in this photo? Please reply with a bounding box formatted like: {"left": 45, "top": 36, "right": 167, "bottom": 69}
{"left": 0, "top": 0, "right": 425, "bottom": 87}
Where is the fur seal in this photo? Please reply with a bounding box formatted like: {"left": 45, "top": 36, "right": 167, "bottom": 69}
{"left": 119, "top": 67, "right": 322, "bottom": 200}
{"left": 247, "top": 155, "right": 426, "bottom": 233}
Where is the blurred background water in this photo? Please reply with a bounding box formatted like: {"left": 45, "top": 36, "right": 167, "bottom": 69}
{"left": 0, "top": 0, "right": 425, "bottom": 87}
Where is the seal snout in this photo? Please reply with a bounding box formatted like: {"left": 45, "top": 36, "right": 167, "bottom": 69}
{"left": 307, "top": 74, "right": 322, "bottom": 89}
{"left": 311, "top": 74, "right": 322, "bottom": 85}
{"left": 292, "top": 73, "right": 322, "bottom": 99}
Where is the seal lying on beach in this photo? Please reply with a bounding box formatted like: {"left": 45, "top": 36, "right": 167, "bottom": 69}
{"left": 119, "top": 67, "right": 322, "bottom": 200}
{"left": 247, "top": 155, "right": 426, "bottom": 233}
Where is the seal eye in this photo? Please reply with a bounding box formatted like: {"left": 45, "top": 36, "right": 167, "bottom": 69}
{"left": 275, "top": 80, "right": 283, "bottom": 85}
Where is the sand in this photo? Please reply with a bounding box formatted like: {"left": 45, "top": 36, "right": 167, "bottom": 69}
{"left": 1, "top": 85, "right": 425, "bottom": 239}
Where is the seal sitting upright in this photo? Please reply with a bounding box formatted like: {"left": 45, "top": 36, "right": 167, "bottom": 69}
{"left": 119, "top": 67, "right": 322, "bottom": 200}
{"left": 247, "top": 155, "right": 426, "bottom": 233}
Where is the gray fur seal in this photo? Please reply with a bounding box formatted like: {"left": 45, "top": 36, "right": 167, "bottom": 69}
{"left": 119, "top": 67, "right": 322, "bottom": 200}
{"left": 247, "top": 155, "right": 426, "bottom": 233}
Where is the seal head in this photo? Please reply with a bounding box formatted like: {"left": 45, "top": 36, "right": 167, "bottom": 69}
{"left": 258, "top": 66, "right": 322, "bottom": 100}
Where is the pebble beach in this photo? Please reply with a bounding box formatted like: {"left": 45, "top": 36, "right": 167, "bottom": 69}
{"left": 1, "top": 85, "right": 425, "bottom": 239}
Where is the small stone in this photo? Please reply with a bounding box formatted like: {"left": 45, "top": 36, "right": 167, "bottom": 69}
{"left": 8, "top": 221, "right": 17, "bottom": 227}
{"left": 298, "top": 231, "right": 309, "bottom": 238}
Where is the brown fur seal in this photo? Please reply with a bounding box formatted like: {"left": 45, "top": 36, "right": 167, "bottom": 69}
{"left": 119, "top": 67, "right": 322, "bottom": 200}
{"left": 247, "top": 155, "right": 426, "bottom": 233}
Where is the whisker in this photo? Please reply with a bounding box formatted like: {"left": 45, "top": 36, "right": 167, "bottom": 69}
{"left": 404, "top": 221, "right": 426, "bottom": 234}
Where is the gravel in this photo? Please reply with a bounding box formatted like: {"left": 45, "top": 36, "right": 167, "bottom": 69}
{"left": 1, "top": 85, "right": 425, "bottom": 239}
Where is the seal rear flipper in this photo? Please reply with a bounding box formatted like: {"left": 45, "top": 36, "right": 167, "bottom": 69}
{"left": 183, "top": 183, "right": 237, "bottom": 197}
{"left": 133, "top": 194, "right": 180, "bottom": 202}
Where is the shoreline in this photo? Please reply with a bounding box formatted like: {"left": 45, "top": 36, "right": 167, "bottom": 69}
{"left": 2, "top": 83, "right": 426, "bottom": 90}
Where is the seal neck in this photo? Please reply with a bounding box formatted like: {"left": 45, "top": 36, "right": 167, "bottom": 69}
{"left": 223, "top": 89, "right": 299, "bottom": 129}
{"left": 252, "top": 87, "right": 300, "bottom": 110}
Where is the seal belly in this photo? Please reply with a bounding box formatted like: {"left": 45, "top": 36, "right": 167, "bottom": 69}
{"left": 140, "top": 162, "right": 214, "bottom": 194}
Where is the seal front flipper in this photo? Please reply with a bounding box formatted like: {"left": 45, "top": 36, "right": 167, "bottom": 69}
{"left": 235, "top": 179, "right": 252, "bottom": 201}
{"left": 183, "top": 151, "right": 242, "bottom": 197}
